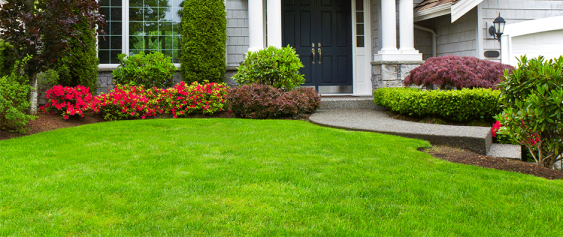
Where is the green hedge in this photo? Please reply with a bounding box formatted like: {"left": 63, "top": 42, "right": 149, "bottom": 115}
{"left": 373, "top": 87, "right": 501, "bottom": 122}
{"left": 180, "top": 0, "right": 226, "bottom": 83}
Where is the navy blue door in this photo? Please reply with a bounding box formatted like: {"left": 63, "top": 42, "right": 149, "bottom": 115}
{"left": 282, "top": 0, "right": 353, "bottom": 88}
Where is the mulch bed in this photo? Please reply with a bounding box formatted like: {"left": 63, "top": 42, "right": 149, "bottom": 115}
{"left": 423, "top": 145, "right": 563, "bottom": 180}
{"left": 1, "top": 112, "right": 561, "bottom": 180}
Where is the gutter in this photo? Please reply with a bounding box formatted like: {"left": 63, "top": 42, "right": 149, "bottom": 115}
{"left": 414, "top": 25, "right": 437, "bottom": 58}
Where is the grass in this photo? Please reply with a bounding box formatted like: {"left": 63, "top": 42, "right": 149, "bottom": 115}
{"left": 1, "top": 118, "right": 562, "bottom": 236}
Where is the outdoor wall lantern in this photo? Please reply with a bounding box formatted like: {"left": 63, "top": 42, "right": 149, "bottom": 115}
{"left": 488, "top": 13, "right": 506, "bottom": 42}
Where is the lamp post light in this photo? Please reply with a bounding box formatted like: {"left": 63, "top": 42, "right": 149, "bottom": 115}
{"left": 488, "top": 13, "right": 506, "bottom": 42}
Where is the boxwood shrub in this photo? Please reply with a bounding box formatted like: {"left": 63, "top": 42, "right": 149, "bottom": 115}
{"left": 233, "top": 46, "right": 305, "bottom": 91}
{"left": 227, "top": 84, "right": 321, "bottom": 119}
{"left": 373, "top": 87, "right": 501, "bottom": 122}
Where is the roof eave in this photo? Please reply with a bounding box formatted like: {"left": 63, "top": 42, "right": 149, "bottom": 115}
{"left": 414, "top": 3, "right": 452, "bottom": 22}
{"left": 414, "top": 0, "right": 484, "bottom": 23}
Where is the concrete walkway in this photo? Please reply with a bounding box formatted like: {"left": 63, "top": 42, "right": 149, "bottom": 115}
{"left": 310, "top": 109, "right": 493, "bottom": 155}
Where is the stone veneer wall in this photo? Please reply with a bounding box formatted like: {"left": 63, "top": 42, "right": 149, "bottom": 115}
{"left": 371, "top": 61, "right": 423, "bottom": 90}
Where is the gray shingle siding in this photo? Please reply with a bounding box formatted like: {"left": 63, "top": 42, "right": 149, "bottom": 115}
{"left": 415, "top": 8, "right": 478, "bottom": 59}
{"left": 226, "top": 0, "right": 249, "bottom": 67}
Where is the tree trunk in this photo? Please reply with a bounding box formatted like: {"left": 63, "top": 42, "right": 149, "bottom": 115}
{"left": 28, "top": 73, "right": 38, "bottom": 115}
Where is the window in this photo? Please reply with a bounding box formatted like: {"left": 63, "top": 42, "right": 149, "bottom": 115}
{"left": 99, "top": 0, "right": 182, "bottom": 65}
{"left": 355, "top": 0, "right": 365, "bottom": 48}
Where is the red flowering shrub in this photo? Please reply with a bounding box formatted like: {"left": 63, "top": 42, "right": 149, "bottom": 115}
{"left": 40, "top": 85, "right": 100, "bottom": 119}
{"left": 96, "top": 81, "right": 228, "bottom": 121}
{"left": 159, "top": 81, "right": 228, "bottom": 118}
{"left": 227, "top": 84, "right": 321, "bottom": 119}
{"left": 97, "top": 84, "right": 162, "bottom": 121}
{"left": 404, "top": 55, "right": 514, "bottom": 89}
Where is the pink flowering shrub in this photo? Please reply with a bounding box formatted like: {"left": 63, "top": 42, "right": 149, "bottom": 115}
{"left": 227, "top": 84, "right": 321, "bottom": 119}
{"left": 97, "top": 84, "right": 162, "bottom": 121}
{"left": 96, "top": 81, "right": 229, "bottom": 120}
{"left": 159, "top": 81, "right": 228, "bottom": 118}
{"left": 404, "top": 55, "right": 514, "bottom": 89}
{"left": 40, "top": 85, "right": 100, "bottom": 119}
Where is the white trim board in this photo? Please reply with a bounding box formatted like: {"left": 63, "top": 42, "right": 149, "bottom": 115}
{"left": 501, "top": 15, "right": 563, "bottom": 66}
{"left": 414, "top": 0, "right": 483, "bottom": 23}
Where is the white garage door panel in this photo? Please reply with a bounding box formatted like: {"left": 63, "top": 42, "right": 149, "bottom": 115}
{"left": 511, "top": 30, "right": 563, "bottom": 63}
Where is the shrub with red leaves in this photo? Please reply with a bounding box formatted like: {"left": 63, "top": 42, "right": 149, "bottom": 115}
{"left": 404, "top": 55, "right": 514, "bottom": 89}
{"left": 40, "top": 85, "right": 100, "bottom": 119}
{"left": 227, "top": 84, "right": 321, "bottom": 119}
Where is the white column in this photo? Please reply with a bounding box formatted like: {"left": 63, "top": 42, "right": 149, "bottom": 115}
{"left": 379, "top": 0, "right": 399, "bottom": 54}
{"left": 399, "top": 0, "right": 415, "bottom": 52}
{"left": 248, "top": 0, "right": 265, "bottom": 52}
{"left": 267, "top": 0, "right": 283, "bottom": 48}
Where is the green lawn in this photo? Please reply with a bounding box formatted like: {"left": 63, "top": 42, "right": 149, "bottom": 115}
{"left": 1, "top": 119, "right": 562, "bottom": 236}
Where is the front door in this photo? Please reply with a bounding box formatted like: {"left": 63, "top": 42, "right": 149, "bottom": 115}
{"left": 282, "top": 0, "right": 353, "bottom": 90}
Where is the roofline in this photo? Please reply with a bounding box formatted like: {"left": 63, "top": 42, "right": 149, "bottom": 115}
{"left": 414, "top": 3, "right": 451, "bottom": 22}
{"left": 414, "top": 0, "right": 484, "bottom": 23}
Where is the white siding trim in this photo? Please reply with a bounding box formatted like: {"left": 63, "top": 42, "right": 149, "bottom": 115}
{"left": 451, "top": 0, "right": 484, "bottom": 23}
{"left": 414, "top": 3, "right": 451, "bottom": 22}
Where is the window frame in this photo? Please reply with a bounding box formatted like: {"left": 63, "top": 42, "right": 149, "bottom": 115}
{"left": 98, "top": 0, "right": 181, "bottom": 69}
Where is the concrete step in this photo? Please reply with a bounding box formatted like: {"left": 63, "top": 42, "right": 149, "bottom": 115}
{"left": 320, "top": 96, "right": 379, "bottom": 110}
{"left": 487, "top": 143, "right": 522, "bottom": 160}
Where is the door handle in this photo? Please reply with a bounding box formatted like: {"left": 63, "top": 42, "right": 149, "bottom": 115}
{"left": 312, "top": 43, "right": 316, "bottom": 64}
{"left": 318, "top": 43, "right": 322, "bottom": 64}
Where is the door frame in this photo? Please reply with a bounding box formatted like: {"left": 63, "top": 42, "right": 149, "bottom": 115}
{"left": 276, "top": 0, "right": 372, "bottom": 95}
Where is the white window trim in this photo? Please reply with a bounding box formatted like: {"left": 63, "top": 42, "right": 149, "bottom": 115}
{"left": 98, "top": 0, "right": 181, "bottom": 70}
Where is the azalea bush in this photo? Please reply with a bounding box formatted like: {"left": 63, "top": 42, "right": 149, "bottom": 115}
{"left": 40, "top": 85, "right": 100, "bottom": 119}
{"left": 0, "top": 57, "right": 35, "bottom": 134}
{"left": 97, "top": 84, "right": 162, "bottom": 121}
{"left": 494, "top": 56, "right": 563, "bottom": 168}
{"left": 404, "top": 55, "right": 514, "bottom": 89}
{"left": 227, "top": 84, "right": 321, "bottom": 119}
{"left": 159, "top": 81, "right": 228, "bottom": 118}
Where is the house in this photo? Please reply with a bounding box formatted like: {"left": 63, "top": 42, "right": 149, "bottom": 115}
{"left": 413, "top": 0, "right": 563, "bottom": 66}
{"left": 77, "top": 1, "right": 563, "bottom": 95}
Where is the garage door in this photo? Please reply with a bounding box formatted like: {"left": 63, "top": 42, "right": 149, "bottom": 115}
{"left": 511, "top": 29, "right": 563, "bottom": 65}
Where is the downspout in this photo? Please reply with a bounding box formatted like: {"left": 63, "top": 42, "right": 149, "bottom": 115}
{"left": 414, "top": 25, "right": 436, "bottom": 57}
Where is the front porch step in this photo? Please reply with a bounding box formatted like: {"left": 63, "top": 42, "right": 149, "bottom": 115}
{"left": 320, "top": 96, "right": 380, "bottom": 110}
{"left": 487, "top": 144, "right": 522, "bottom": 160}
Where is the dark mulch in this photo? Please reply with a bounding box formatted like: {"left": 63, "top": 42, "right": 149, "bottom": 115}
{"left": 2, "top": 112, "right": 560, "bottom": 179}
{"left": 423, "top": 145, "right": 563, "bottom": 180}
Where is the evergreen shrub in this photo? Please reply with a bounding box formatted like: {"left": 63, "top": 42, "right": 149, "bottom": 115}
{"left": 181, "top": 0, "right": 226, "bottom": 83}
{"left": 112, "top": 52, "right": 177, "bottom": 88}
{"left": 373, "top": 87, "right": 500, "bottom": 122}
{"left": 54, "top": 16, "right": 99, "bottom": 92}
{"left": 404, "top": 55, "right": 514, "bottom": 89}
{"left": 0, "top": 57, "right": 35, "bottom": 134}
{"left": 234, "top": 46, "right": 305, "bottom": 91}
{"left": 227, "top": 84, "right": 321, "bottom": 119}
{"left": 0, "top": 39, "right": 16, "bottom": 76}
